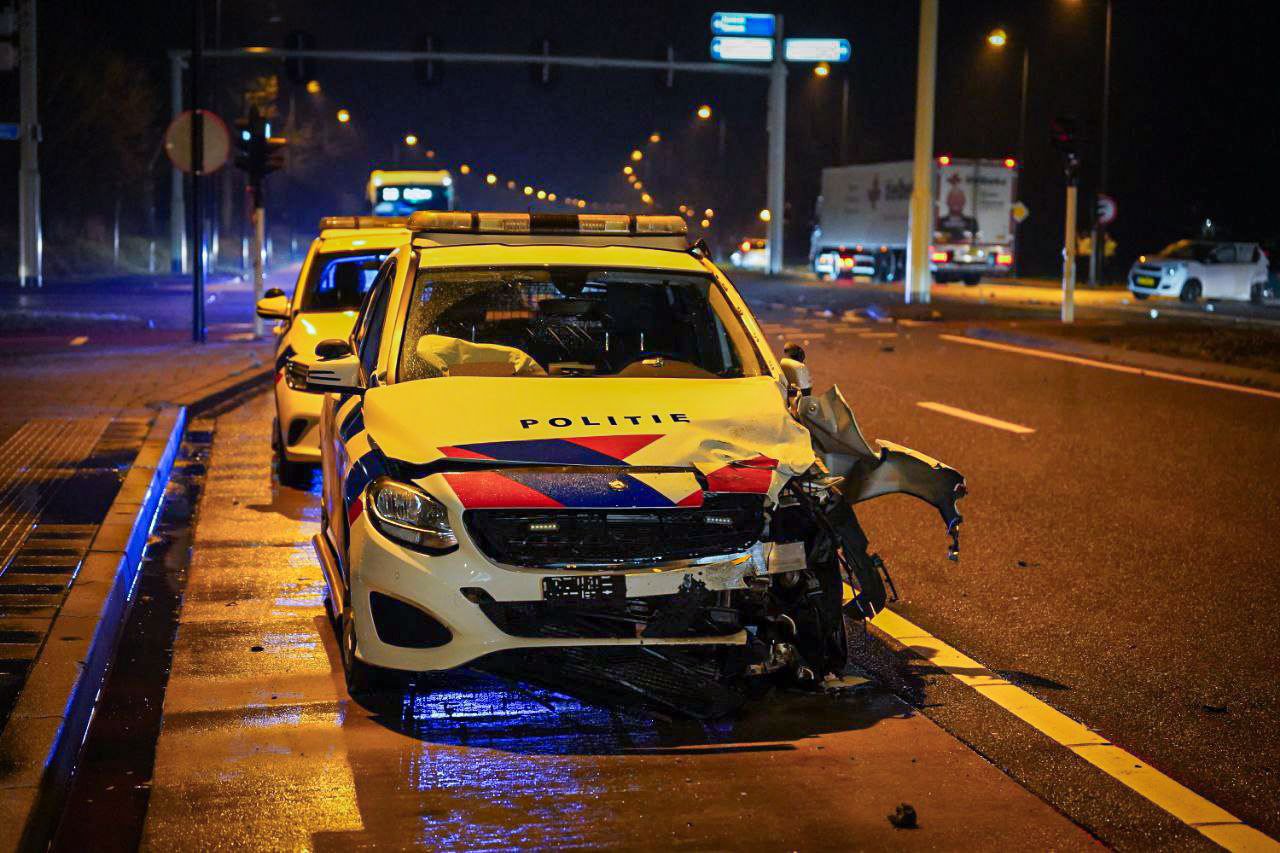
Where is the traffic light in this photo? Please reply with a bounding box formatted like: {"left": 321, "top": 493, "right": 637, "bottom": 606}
{"left": 1049, "top": 115, "right": 1078, "bottom": 156}
{"left": 234, "top": 108, "right": 288, "bottom": 206}
{"left": 1050, "top": 115, "right": 1080, "bottom": 183}
{"left": 284, "top": 30, "right": 315, "bottom": 85}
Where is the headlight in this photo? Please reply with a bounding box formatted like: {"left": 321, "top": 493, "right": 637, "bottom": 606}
{"left": 1164, "top": 266, "right": 1178, "bottom": 278}
{"left": 366, "top": 477, "right": 458, "bottom": 553}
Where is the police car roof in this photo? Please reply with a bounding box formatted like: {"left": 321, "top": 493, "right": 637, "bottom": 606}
{"left": 316, "top": 229, "right": 410, "bottom": 253}
{"left": 414, "top": 242, "right": 709, "bottom": 273}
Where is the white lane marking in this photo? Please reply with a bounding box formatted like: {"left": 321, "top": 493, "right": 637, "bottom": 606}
{"left": 872, "top": 609, "right": 1280, "bottom": 852}
{"left": 917, "top": 401, "right": 1035, "bottom": 434}
{"left": 68, "top": 336, "right": 88, "bottom": 347}
{"left": 941, "top": 333, "right": 1280, "bottom": 402}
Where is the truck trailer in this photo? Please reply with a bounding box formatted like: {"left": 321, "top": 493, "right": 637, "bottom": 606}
{"left": 810, "top": 158, "right": 1019, "bottom": 285}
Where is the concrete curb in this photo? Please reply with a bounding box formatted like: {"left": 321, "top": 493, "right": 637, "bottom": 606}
{"left": 0, "top": 406, "right": 186, "bottom": 851}
{"left": 964, "top": 325, "right": 1280, "bottom": 393}
{"left": 0, "top": 357, "right": 273, "bottom": 851}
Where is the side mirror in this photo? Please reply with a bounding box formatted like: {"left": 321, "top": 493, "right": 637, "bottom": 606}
{"left": 779, "top": 341, "right": 812, "bottom": 397}
{"left": 255, "top": 293, "right": 290, "bottom": 320}
{"left": 286, "top": 340, "right": 362, "bottom": 395}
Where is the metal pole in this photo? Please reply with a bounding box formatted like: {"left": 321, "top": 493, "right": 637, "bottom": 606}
{"left": 765, "top": 16, "right": 786, "bottom": 275}
{"left": 17, "top": 0, "right": 41, "bottom": 288}
{"left": 1089, "top": 0, "right": 1112, "bottom": 286}
{"left": 906, "top": 0, "right": 938, "bottom": 304}
{"left": 191, "top": 0, "right": 205, "bottom": 343}
{"left": 170, "top": 55, "right": 186, "bottom": 273}
{"left": 1018, "top": 46, "right": 1029, "bottom": 167}
{"left": 1063, "top": 182, "right": 1077, "bottom": 323}
{"left": 840, "top": 74, "right": 850, "bottom": 165}
{"left": 252, "top": 207, "right": 264, "bottom": 337}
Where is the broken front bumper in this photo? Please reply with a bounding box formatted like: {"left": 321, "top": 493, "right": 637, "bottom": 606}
{"left": 340, "top": 509, "right": 806, "bottom": 673}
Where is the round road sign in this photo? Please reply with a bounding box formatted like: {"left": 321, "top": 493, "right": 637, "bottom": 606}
{"left": 1011, "top": 201, "right": 1030, "bottom": 224}
{"left": 163, "top": 109, "right": 230, "bottom": 175}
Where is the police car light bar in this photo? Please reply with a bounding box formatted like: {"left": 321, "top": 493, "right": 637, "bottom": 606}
{"left": 407, "top": 212, "right": 688, "bottom": 237}
{"left": 318, "top": 216, "right": 409, "bottom": 231}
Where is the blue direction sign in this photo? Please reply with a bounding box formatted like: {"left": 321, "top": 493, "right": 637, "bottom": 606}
{"left": 783, "top": 38, "right": 852, "bottom": 63}
{"left": 710, "top": 36, "right": 774, "bottom": 62}
{"left": 0, "top": 123, "right": 19, "bottom": 141}
{"left": 710, "top": 12, "right": 776, "bottom": 37}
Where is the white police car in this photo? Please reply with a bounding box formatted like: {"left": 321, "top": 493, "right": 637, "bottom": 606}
{"left": 286, "top": 211, "right": 965, "bottom": 697}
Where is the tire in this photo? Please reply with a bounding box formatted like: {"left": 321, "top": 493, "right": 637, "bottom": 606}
{"left": 933, "top": 273, "right": 953, "bottom": 284}
{"left": 1179, "top": 279, "right": 1202, "bottom": 303}
{"left": 961, "top": 274, "right": 981, "bottom": 286}
{"left": 1132, "top": 291, "right": 1149, "bottom": 300}
{"left": 340, "top": 602, "right": 404, "bottom": 696}
{"left": 276, "top": 449, "right": 312, "bottom": 489}
{"left": 1250, "top": 283, "right": 1264, "bottom": 305}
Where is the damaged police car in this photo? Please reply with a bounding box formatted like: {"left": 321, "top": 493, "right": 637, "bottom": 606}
{"left": 286, "top": 211, "right": 965, "bottom": 702}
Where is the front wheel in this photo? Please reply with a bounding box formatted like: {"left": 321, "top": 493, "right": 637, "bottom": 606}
{"left": 340, "top": 604, "right": 405, "bottom": 696}
{"left": 1179, "top": 279, "right": 1202, "bottom": 303}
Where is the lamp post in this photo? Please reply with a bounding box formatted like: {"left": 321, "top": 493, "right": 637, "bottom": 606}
{"left": 986, "top": 28, "right": 1029, "bottom": 170}
{"left": 1089, "top": 0, "right": 1113, "bottom": 286}
{"left": 813, "top": 62, "right": 852, "bottom": 165}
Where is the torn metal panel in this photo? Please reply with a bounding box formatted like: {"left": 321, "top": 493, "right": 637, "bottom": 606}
{"left": 798, "top": 386, "right": 967, "bottom": 559}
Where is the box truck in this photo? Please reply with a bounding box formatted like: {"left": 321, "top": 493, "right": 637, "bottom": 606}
{"left": 810, "top": 157, "right": 1019, "bottom": 285}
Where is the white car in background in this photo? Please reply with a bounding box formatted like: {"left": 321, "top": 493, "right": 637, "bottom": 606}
{"left": 1128, "top": 240, "right": 1269, "bottom": 304}
{"left": 256, "top": 216, "right": 409, "bottom": 484}
{"left": 730, "top": 238, "right": 770, "bottom": 272}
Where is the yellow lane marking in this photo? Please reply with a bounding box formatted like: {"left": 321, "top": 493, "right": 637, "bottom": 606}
{"left": 858, "top": 331, "right": 899, "bottom": 339}
{"left": 68, "top": 336, "right": 88, "bottom": 346}
{"left": 940, "top": 334, "right": 1280, "bottom": 402}
{"left": 916, "top": 401, "right": 1035, "bottom": 434}
{"left": 871, "top": 609, "right": 1280, "bottom": 852}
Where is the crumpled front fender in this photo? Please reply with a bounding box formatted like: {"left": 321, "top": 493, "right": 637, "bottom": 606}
{"left": 797, "top": 386, "right": 967, "bottom": 560}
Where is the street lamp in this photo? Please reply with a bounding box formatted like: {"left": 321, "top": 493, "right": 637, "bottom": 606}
{"left": 813, "top": 63, "right": 852, "bottom": 164}
{"left": 986, "top": 28, "right": 1008, "bottom": 47}
{"left": 459, "top": 164, "right": 471, "bottom": 175}
{"left": 486, "top": 173, "right": 497, "bottom": 185}
{"left": 696, "top": 105, "right": 712, "bottom": 120}
{"left": 404, "top": 134, "right": 418, "bottom": 147}
{"left": 758, "top": 209, "right": 771, "bottom": 222}
{"left": 335, "top": 108, "right": 351, "bottom": 123}
{"left": 630, "top": 149, "right": 643, "bottom": 162}
{"left": 536, "top": 189, "right": 546, "bottom": 199}
{"left": 649, "top": 132, "right": 661, "bottom": 144}
{"left": 305, "top": 79, "right": 321, "bottom": 94}
{"left": 623, "top": 165, "right": 633, "bottom": 175}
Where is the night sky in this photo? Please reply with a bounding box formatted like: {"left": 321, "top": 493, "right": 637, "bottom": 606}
{"left": 2, "top": 0, "right": 1278, "bottom": 277}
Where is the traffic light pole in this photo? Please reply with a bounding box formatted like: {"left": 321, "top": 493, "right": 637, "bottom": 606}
{"left": 251, "top": 195, "right": 265, "bottom": 338}
{"left": 1062, "top": 167, "right": 1078, "bottom": 324}
{"left": 190, "top": 0, "right": 206, "bottom": 343}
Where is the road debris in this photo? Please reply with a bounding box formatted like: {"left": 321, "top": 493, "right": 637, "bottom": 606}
{"left": 888, "top": 803, "right": 919, "bottom": 829}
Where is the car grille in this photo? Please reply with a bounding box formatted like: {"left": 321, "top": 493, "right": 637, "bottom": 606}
{"left": 1136, "top": 265, "right": 1164, "bottom": 275}
{"left": 463, "top": 494, "right": 766, "bottom": 568}
{"left": 478, "top": 593, "right": 742, "bottom": 639}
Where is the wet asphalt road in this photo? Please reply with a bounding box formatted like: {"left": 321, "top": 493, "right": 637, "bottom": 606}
{"left": 126, "top": 393, "right": 1091, "bottom": 851}
{"left": 748, "top": 296, "right": 1280, "bottom": 845}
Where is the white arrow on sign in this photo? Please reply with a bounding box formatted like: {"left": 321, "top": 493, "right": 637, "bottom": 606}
{"left": 1096, "top": 193, "right": 1117, "bottom": 226}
